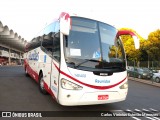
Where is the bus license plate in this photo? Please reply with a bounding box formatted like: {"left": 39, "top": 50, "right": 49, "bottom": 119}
{"left": 98, "top": 95, "right": 109, "bottom": 100}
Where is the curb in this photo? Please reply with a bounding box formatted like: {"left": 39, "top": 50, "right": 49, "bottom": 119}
{"left": 129, "top": 77, "right": 160, "bottom": 88}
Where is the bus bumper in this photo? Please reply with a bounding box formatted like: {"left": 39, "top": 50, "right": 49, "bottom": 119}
{"left": 58, "top": 89, "right": 128, "bottom": 106}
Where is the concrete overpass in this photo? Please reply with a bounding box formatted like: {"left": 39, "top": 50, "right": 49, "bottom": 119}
{"left": 0, "top": 20, "right": 28, "bottom": 65}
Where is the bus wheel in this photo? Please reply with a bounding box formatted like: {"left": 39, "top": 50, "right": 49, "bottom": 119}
{"left": 25, "top": 67, "right": 29, "bottom": 77}
{"left": 39, "top": 74, "right": 48, "bottom": 95}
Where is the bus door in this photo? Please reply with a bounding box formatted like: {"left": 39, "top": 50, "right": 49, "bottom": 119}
{"left": 32, "top": 49, "right": 39, "bottom": 77}
{"left": 50, "top": 33, "right": 61, "bottom": 99}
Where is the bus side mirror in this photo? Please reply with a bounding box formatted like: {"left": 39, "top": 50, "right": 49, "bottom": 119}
{"left": 59, "top": 12, "right": 70, "bottom": 35}
{"left": 132, "top": 36, "right": 140, "bottom": 49}
{"left": 117, "top": 30, "right": 140, "bottom": 49}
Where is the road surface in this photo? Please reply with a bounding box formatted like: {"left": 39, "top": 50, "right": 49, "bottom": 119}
{"left": 0, "top": 66, "right": 159, "bottom": 120}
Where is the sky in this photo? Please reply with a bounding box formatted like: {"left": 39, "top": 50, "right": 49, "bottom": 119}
{"left": 0, "top": 0, "right": 160, "bottom": 41}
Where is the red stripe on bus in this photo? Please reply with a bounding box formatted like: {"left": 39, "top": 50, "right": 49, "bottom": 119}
{"left": 53, "top": 63, "right": 126, "bottom": 90}
{"left": 24, "top": 59, "right": 56, "bottom": 98}
{"left": 59, "top": 12, "right": 70, "bottom": 21}
{"left": 24, "top": 60, "right": 39, "bottom": 82}
{"left": 44, "top": 82, "right": 56, "bottom": 99}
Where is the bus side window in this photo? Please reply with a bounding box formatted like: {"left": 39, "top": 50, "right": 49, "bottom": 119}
{"left": 44, "top": 20, "right": 60, "bottom": 35}
{"left": 53, "top": 32, "right": 60, "bottom": 62}
{"left": 42, "top": 32, "right": 54, "bottom": 56}
{"left": 27, "top": 40, "right": 41, "bottom": 52}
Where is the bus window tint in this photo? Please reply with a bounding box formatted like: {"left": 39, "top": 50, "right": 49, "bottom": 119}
{"left": 42, "top": 32, "right": 54, "bottom": 55}
{"left": 44, "top": 21, "right": 60, "bottom": 35}
{"left": 53, "top": 33, "right": 60, "bottom": 62}
{"left": 66, "top": 17, "right": 100, "bottom": 59}
{"left": 41, "top": 32, "right": 60, "bottom": 62}
{"left": 65, "top": 17, "right": 125, "bottom": 71}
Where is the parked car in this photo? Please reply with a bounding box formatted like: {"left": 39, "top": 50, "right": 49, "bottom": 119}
{"left": 142, "top": 68, "right": 154, "bottom": 77}
{"left": 152, "top": 73, "right": 160, "bottom": 83}
{"left": 148, "top": 68, "right": 159, "bottom": 74}
{"left": 127, "top": 67, "right": 152, "bottom": 79}
{"left": 127, "top": 66, "right": 134, "bottom": 70}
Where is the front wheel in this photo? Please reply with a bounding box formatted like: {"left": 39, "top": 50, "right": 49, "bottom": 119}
{"left": 39, "top": 74, "right": 48, "bottom": 95}
{"left": 25, "top": 67, "right": 29, "bottom": 77}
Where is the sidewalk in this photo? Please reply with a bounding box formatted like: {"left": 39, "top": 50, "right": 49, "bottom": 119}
{"left": 129, "top": 77, "right": 160, "bottom": 88}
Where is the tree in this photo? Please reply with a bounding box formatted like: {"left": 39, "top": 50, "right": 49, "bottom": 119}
{"left": 146, "top": 29, "right": 160, "bottom": 61}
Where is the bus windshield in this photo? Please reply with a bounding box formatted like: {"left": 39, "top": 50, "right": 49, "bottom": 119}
{"left": 64, "top": 17, "right": 126, "bottom": 72}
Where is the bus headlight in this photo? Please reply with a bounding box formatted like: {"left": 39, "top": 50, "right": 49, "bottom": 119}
{"left": 61, "top": 78, "right": 83, "bottom": 90}
{"left": 120, "top": 81, "right": 128, "bottom": 89}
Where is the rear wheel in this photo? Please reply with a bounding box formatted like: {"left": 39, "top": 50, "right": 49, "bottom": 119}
{"left": 155, "top": 77, "right": 160, "bottom": 83}
{"left": 39, "top": 74, "right": 48, "bottom": 94}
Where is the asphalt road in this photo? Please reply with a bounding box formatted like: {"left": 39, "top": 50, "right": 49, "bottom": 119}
{"left": 0, "top": 66, "right": 160, "bottom": 120}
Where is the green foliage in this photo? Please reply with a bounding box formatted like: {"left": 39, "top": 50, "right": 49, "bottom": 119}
{"left": 145, "top": 29, "right": 160, "bottom": 61}
{"left": 120, "top": 28, "right": 160, "bottom": 64}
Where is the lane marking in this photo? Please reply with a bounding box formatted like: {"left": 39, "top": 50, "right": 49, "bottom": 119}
{"left": 135, "top": 109, "right": 141, "bottom": 111}
{"left": 146, "top": 117, "right": 158, "bottom": 120}
{"left": 143, "top": 109, "right": 150, "bottom": 111}
{"left": 125, "top": 109, "right": 142, "bottom": 120}
{"left": 153, "top": 117, "right": 160, "bottom": 120}
{"left": 152, "top": 117, "right": 160, "bottom": 120}
{"left": 150, "top": 108, "right": 158, "bottom": 112}
{"left": 132, "top": 117, "right": 141, "bottom": 120}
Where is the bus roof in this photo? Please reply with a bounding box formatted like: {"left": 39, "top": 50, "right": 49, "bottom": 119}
{"left": 60, "top": 12, "right": 115, "bottom": 28}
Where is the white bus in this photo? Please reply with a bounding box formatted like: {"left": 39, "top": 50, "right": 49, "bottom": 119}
{"left": 24, "top": 12, "right": 139, "bottom": 106}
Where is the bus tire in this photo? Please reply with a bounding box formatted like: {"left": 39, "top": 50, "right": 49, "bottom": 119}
{"left": 25, "top": 67, "right": 29, "bottom": 77}
{"left": 39, "top": 74, "right": 48, "bottom": 95}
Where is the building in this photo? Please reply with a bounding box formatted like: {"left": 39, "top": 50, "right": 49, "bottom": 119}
{"left": 0, "top": 21, "right": 27, "bottom": 65}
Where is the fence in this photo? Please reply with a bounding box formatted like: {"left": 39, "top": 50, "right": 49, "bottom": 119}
{"left": 127, "top": 61, "right": 160, "bottom": 70}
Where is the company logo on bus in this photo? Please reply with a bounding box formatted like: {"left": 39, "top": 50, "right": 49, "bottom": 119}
{"left": 95, "top": 79, "right": 110, "bottom": 83}
{"left": 28, "top": 51, "right": 39, "bottom": 61}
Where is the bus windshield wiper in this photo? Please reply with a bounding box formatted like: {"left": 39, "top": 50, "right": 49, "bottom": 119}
{"left": 75, "top": 59, "right": 99, "bottom": 68}
{"left": 103, "top": 66, "right": 124, "bottom": 69}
